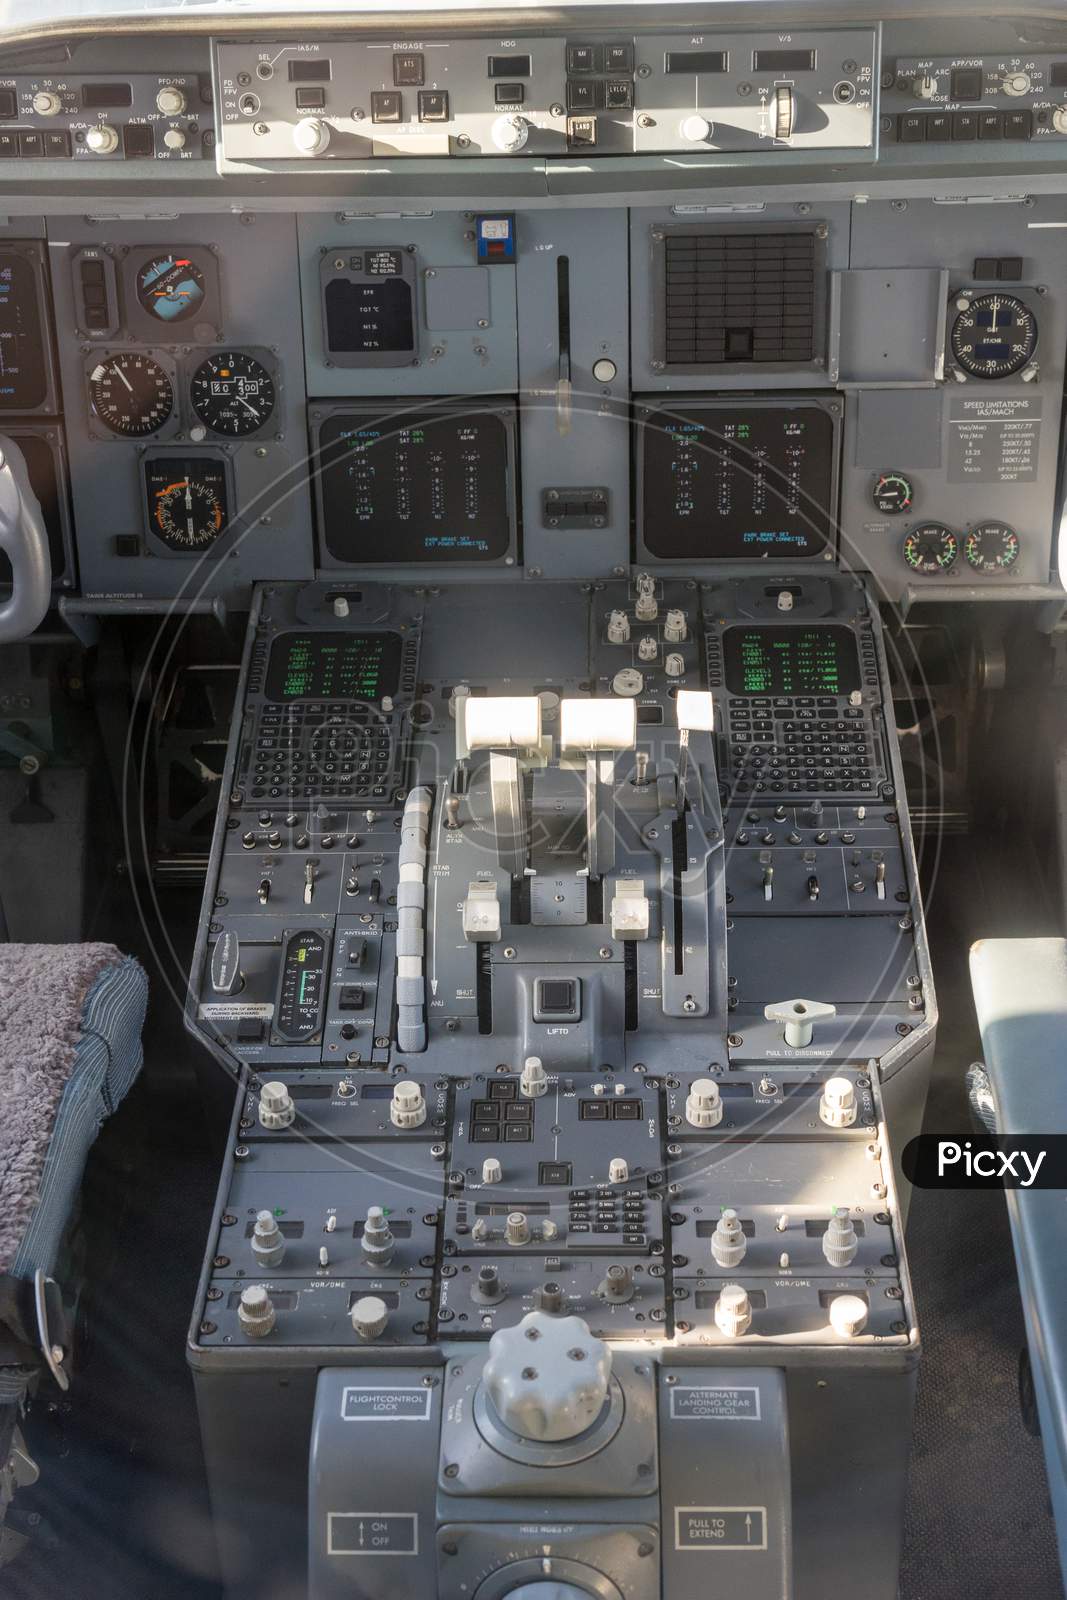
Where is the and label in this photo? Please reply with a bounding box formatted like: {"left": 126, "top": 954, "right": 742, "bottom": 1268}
{"left": 947, "top": 395, "right": 1041, "bottom": 484}
{"left": 327, "top": 1513, "right": 418, "bottom": 1556}
{"left": 675, "top": 1507, "right": 768, "bottom": 1552}
{"left": 669, "top": 1385, "right": 761, "bottom": 1421}
{"left": 341, "top": 1386, "right": 432, "bottom": 1422}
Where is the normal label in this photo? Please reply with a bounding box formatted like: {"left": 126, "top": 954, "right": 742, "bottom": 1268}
{"left": 669, "top": 1385, "right": 761, "bottom": 1421}
{"left": 947, "top": 395, "right": 1041, "bottom": 484}
{"left": 327, "top": 1513, "right": 418, "bottom": 1556}
{"left": 341, "top": 1386, "right": 432, "bottom": 1422}
{"left": 676, "top": 1507, "right": 768, "bottom": 1551}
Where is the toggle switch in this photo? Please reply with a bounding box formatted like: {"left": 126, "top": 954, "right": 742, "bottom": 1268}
{"left": 762, "top": 861, "right": 774, "bottom": 903}
{"left": 807, "top": 874, "right": 820, "bottom": 902}
{"left": 257, "top": 878, "right": 271, "bottom": 905}
{"left": 303, "top": 859, "right": 316, "bottom": 905}
{"left": 875, "top": 859, "right": 887, "bottom": 900}
{"left": 210, "top": 929, "right": 242, "bottom": 995}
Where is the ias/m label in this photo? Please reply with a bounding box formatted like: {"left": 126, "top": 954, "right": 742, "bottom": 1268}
{"left": 669, "top": 1385, "right": 761, "bottom": 1421}
{"left": 676, "top": 1507, "right": 768, "bottom": 1552}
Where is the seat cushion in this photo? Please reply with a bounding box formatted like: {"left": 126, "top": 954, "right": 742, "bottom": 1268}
{"left": 0, "top": 944, "right": 147, "bottom": 1280}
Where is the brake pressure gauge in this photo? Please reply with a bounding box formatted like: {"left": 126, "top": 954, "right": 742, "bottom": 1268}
{"left": 872, "top": 471, "right": 913, "bottom": 514}
{"left": 964, "top": 521, "right": 1020, "bottom": 573}
{"left": 902, "top": 523, "right": 958, "bottom": 574}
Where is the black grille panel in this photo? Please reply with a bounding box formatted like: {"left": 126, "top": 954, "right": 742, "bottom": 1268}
{"left": 663, "top": 229, "right": 818, "bottom": 367}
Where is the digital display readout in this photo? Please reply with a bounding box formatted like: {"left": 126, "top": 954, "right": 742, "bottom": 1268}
{"left": 265, "top": 631, "right": 403, "bottom": 702}
{"left": 640, "top": 402, "right": 835, "bottom": 559}
{"left": 317, "top": 406, "right": 512, "bottom": 564}
{"left": 0, "top": 255, "right": 48, "bottom": 411}
{"left": 723, "top": 625, "right": 861, "bottom": 696}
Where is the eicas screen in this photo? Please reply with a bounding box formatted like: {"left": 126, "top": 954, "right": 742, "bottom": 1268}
{"left": 640, "top": 401, "right": 836, "bottom": 559}
{"left": 316, "top": 405, "right": 513, "bottom": 564}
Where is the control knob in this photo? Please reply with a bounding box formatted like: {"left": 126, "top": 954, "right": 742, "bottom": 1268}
{"left": 773, "top": 84, "right": 796, "bottom": 139}
{"left": 819, "top": 1076, "right": 858, "bottom": 1128}
{"left": 912, "top": 73, "right": 939, "bottom": 99}
{"left": 391, "top": 1079, "right": 426, "bottom": 1128}
{"left": 714, "top": 1283, "right": 752, "bottom": 1337}
{"left": 1002, "top": 71, "right": 1032, "bottom": 96}
{"left": 506, "top": 1584, "right": 591, "bottom": 1599}
{"left": 664, "top": 608, "right": 687, "bottom": 642}
{"left": 237, "top": 1285, "right": 276, "bottom": 1339}
{"left": 828, "top": 1293, "right": 869, "bottom": 1337}
{"left": 258, "top": 1080, "right": 295, "bottom": 1130}
{"left": 350, "top": 1295, "right": 390, "bottom": 1340}
{"left": 606, "top": 608, "right": 630, "bottom": 644}
{"left": 251, "top": 1210, "right": 285, "bottom": 1269}
{"left": 685, "top": 1077, "right": 723, "bottom": 1128}
{"left": 163, "top": 129, "right": 187, "bottom": 150}
{"left": 31, "top": 91, "right": 62, "bottom": 116}
{"left": 637, "top": 635, "right": 658, "bottom": 662}
{"left": 84, "top": 124, "right": 119, "bottom": 154}
{"left": 680, "top": 113, "right": 712, "bottom": 142}
{"left": 360, "top": 1205, "right": 395, "bottom": 1268}
{"left": 665, "top": 652, "right": 685, "bottom": 679}
{"left": 520, "top": 1055, "right": 548, "bottom": 1097}
{"left": 483, "top": 1311, "right": 611, "bottom": 1441}
{"left": 156, "top": 86, "right": 187, "bottom": 115}
{"left": 711, "top": 1208, "right": 748, "bottom": 1269}
{"left": 1053, "top": 105, "right": 1067, "bottom": 135}
{"left": 491, "top": 113, "right": 530, "bottom": 152}
{"left": 822, "top": 1207, "right": 860, "bottom": 1267}
{"left": 293, "top": 116, "right": 331, "bottom": 155}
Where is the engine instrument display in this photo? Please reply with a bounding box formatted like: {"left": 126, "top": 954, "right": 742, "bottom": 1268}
{"left": 950, "top": 292, "right": 1037, "bottom": 379}
{"left": 639, "top": 399, "right": 836, "bottom": 560}
{"left": 315, "top": 404, "right": 514, "bottom": 564}
{"left": 88, "top": 352, "right": 173, "bottom": 436}
{"left": 723, "top": 624, "right": 862, "bottom": 696}
{"left": 0, "top": 252, "right": 49, "bottom": 411}
{"left": 136, "top": 254, "right": 207, "bottom": 323}
{"left": 265, "top": 631, "right": 403, "bottom": 702}
{"left": 143, "top": 456, "right": 230, "bottom": 551}
{"left": 190, "top": 351, "right": 276, "bottom": 437}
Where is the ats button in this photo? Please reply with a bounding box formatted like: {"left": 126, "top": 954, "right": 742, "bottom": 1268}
{"left": 393, "top": 52, "right": 425, "bottom": 86}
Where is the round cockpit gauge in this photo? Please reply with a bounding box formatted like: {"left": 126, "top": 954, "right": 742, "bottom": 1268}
{"left": 902, "top": 523, "right": 959, "bottom": 574}
{"left": 88, "top": 352, "right": 173, "bottom": 436}
{"left": 950, "top": 292, "right": 1037, "bottom": 379}
{"left": 144, "top": 456, "right": 230, "bottom": 551}
{"left": 190, "top": 351, "right": 276, "bottom": 437}
{"left": 964, "top": 521, "right": 1020, "bottom": 573}
{"left": 872, "top": 471, "right": 914, "bottom": 515}
{"left": 136, "top": 253, "right": 207, "bottom": 323}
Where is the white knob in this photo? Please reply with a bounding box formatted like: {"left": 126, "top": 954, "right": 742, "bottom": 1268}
{"left": 774, "top": 84, "right": 796, "bottom": 139}
{"left": 259, "top": 1080, "right": 296, "bottom": 1130}
{"left": 85, "top": 125, "right": 119, "bottom": 154}
{"left": 714, "top": 1283, "right": 752, "bottom": 1338}
{"left": 293, "top": 116, "right": 331, "bottom": 155}
{"left": 612, "top": 666, "right": 643, "bottom": 697}
{"left": 822, "top": 1208, "right": 859, "bottom": 1268}
{"left": 360, "top": 1204, "right": 395, "bottom": 1267}
{"left": 664, "top": 608, "right": 687, "bottom": 642}
{"left": 1053, "top": 105, "right": 1067, "bottom": 135}
{"left": 1003, "top": 71, "right": 1031, "bottom": 96}
{"left": 711, "top": 1208, "right": 748, "bottom": 1269}
{"left": 520, "top": 1055, "right": 548, "bottom": 1098}
{"left": 828, "top": 1293, "right": 869, "bottom": 1337}
{"left": 686, "top": 1077, "right": 723, "bottom": 1129}
{"left": 156, "top": 86, "right": 187, "bottom": 116}
{"left": 391, "top": 1078, "right": 427, "bottom": 1128}
{"left": 680, "top": 113, "right": 712, "bottom": 142}
{"left": 32, "top": 91, "right": 62, "bottom": 117}
{"left": 505, "top": 1210, "right": 531, "bottom": 1246}
{"left": 238, "top": 1285, "right": 276, "bottom": 1338}
{"left": 542, "top": 1218, "right": 559, "bottom": 1242}
{"left": 333, "top": 595, "right": 350, "bottom": 618}
{"left": 163, "top": 128, "right": 186, "bottom": 150}
{"left": 482, "top": 1157, "right": 503, "bottom": 1184}
{"left": 634, "top": 574, "right": 657, "bottom": 620}
{"left": 483, "top": 1311, "right": 611, "bottom": 1441}
{"left": 251, "top": 1209, "right": 285, "bottom": 1268}
{"left": 607, "top": 608, "right": 630, "bottom": 644}
{"left": 665, "top": 652, "right": 685, "bottom": 679}
{"left": 913, "top": 73, "right": 938, "bottom": 99}
{"left": 350, "top": 1295, "right": 389, "bottom": 1340}
{"left": 491, "top": 113, "right": 529, "bottom": 152}
{"left": 608, "top": 1157, "right": 629, "bottom": 1184}
{"left": 820, "top": 1076, "right": 858, "bottom": 1128}
{"left": 637, "top": 635, "right": 658, "bottom": 663}
{"left": 592, "top": 357, "right": 617, "bottom": 383}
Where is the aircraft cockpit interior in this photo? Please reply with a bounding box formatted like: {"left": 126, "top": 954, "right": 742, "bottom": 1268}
{"left": 2, "top": 2, "right": 1067, "bottom": 1597}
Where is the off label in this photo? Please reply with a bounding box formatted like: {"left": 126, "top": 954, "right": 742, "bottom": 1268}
{"left": 341, "top": 1387, "right": 432, "bottom": 1421}
{"left": 676, "top": 1507, "right": 768, "bottom": 1551}
{"left": 327, "top": 1512, "right": 418, "bottom": 1556}
{"left": 670, "top": 1385, "right": 761, "bottom": 1421}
